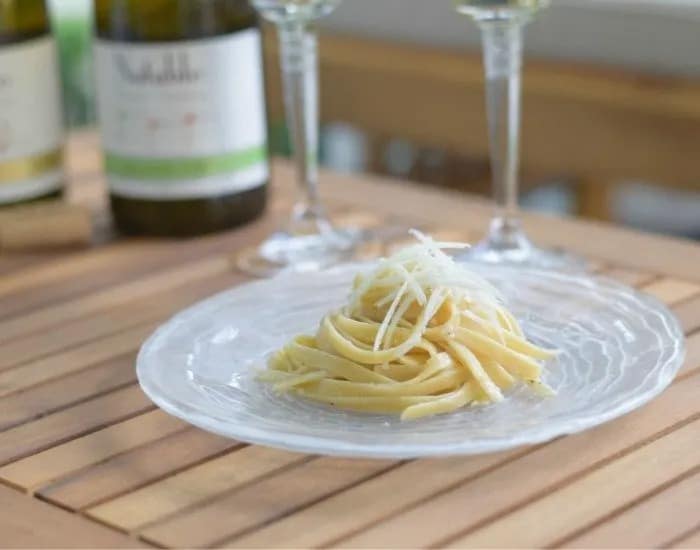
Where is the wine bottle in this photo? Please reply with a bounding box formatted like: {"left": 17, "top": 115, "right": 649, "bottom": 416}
{"left": 0, "top": 0, "right": 64, "bottom": 206}
{"left": 93, "top": 0, "right": 269, "bottom": 236}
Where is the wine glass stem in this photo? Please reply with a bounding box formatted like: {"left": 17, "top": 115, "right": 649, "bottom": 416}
{"left": 480, "top": 19, "right": 525, "bottom": 236}
{"left": 278, "top": 21, "right": 328, "bottom": 234}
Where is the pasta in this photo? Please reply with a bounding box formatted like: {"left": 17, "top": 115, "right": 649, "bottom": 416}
{"left": 260, "top": 230, "right": 558, "bottom": 420}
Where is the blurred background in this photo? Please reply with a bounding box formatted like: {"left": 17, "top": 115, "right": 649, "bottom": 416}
{"left": 51, "top": 0, "right": 700, "bottom": 239}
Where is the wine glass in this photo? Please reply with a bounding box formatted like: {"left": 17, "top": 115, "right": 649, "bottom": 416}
{"left": 455, "top": 0, "right": 584, "bottom": 270}
{"left": 238, "top": 0, "right": 361, "bottom": 277}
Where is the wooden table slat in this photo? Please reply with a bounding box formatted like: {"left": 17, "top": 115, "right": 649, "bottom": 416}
{"left": 603, "top": 267, "right": 659, "bottom": 287}
{"left": 678, "top": 332, "right": 700, "bottom": 378}
{"left": 448, "top": 420, "right": 700, "bottom": 548}
{"left": 564, "top": 468, "right": 700, "bottom": 548}
{"left": 643, "top": 278, "right": 700, "bottom": 306}
{"left": 0, "top": 252, "right": 63, "bottom": 277}
{"left": 675, "top": 295, "right": 700, "bottom": 334}
{"left": 672, "top": 527, "right": 700, "bottom": 548}
{"left": 0, "top": 256, "right": 230, "bottom": 345}
{"left": 0, "top": 271, "right": 242, "bottom": 373}
{"left": 87, "top": 445, "right": 311, "bottom": 531}
{"left": 0, "top": 409, "right": 184, "bottom": 489}
{"left": 139, "top": 457, "right": 400, "bottom": 548}
{"left": 0, "top": 242, "right": 165, "bottom": 316}
{"left": 0, "top": 250, "right": 167, "bottom": 323}
{"left": 0, "top": 384, "right": 153, "bottom": 466}
{"left": 0, "top": 249, "right": 89, "bottom": 280}
{"left": 0, "top": 354, "right": 136, "bottom": 432}
{"left": 39, "top": 428, "right": 240, "bottom": 511}
{"left": 0, "top": 484, "right": 149, "bottom": 548}
{"left": 227, "top": 448, "right": 529, "bottom": 549}
{"left": 0, "top": 219, "right": 270, "bottom": 323}
{"left": 0, "top": 323, "right": 157, "bottom": 398}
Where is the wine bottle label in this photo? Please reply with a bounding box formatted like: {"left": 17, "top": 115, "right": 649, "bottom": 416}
{"left": 95, "top": 29, "right": 269, "bottom": 200}
{"left": 0, "top": 36, "right": 64, "bottom": 204}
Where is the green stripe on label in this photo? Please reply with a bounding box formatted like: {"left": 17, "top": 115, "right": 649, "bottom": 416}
{"left": 105, "top": 146, "right": 266, "bottom": 180}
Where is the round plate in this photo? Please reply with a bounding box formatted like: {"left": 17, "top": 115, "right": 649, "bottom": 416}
{"left": 137, "top": 263, "right": 685, "bottom": 458}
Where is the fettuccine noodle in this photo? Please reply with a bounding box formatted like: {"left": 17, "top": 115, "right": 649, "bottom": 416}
{"left": 260, "top": 231, "right": 558, "bottom": 420}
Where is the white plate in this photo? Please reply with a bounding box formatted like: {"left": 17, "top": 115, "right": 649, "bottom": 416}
{"left": 137, "top": 263, "right": 685, "bottom": 458}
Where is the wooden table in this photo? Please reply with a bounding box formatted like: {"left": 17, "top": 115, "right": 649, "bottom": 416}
{"left": 1, "top": 132, "right": 699, "bottom": 549}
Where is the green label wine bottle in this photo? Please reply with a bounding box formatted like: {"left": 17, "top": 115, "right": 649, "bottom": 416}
{"left": 0, "top": 0, "right": 64, "bottom": 205}
{"left": 94, "top": 0, "right": 269, "bottom": 236}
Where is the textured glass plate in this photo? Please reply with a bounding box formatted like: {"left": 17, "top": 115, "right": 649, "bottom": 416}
{"left": 137, "top": 263, "right": 685, "bottom": 458}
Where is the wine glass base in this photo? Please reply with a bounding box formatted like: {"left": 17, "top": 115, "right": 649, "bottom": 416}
{"left": 458, "top": 241, "right": 587, "bottom": 272}
{"left": 236, "top": 227, "right": 362, "bottom": 278}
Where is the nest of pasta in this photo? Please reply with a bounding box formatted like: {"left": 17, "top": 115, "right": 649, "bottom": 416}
{"left": 261, "top": 231, "right": 557, "bottom": 420}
